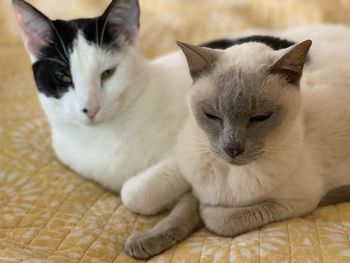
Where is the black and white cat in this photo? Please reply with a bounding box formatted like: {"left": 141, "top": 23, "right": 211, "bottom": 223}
{"left": 13, "top": 0, "right": 195, "bottom": 191}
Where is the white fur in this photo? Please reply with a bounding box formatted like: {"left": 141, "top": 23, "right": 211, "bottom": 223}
{"left": 122, "top": 24, "right": 350, "bottom": 215}
{"left": 38, "top": 33, "right": 191, "bottom": 191}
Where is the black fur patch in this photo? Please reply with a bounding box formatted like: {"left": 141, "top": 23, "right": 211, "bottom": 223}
{"left": 200, "top": 35, "right": 296, "bottom": 51}
{"left": 32, "top": 17, "right": 118, "bottom": 99}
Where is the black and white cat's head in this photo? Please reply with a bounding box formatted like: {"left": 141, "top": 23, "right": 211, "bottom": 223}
{"left": 13, "top": 0, "right": 141, "bottom": 125}
{"left": 178, "top": 40, "right": 311, "bottom": 165}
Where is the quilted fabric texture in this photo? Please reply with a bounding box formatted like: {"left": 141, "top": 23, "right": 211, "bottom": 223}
{"left": 1, "top": 0, "right": 350, "bottom": 262}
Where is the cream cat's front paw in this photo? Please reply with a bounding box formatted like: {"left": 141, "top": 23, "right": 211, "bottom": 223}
{"left": 124, "top": 231, "right": 176, "bottom": 259}
{"left": 200, "top": 205, "right": 236, "bottom": 237}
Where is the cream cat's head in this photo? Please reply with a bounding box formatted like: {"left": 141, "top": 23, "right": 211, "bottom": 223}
{"left": 178, "top": 40, "right": 311, "bottom": 165}
{"left": 13, "top": 0, "right": 142, "bottom": 125}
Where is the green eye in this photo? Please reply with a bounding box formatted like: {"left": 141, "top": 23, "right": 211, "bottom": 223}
{"left": 101, "top": 67, "right": 116, "bottom": 81}
{"left": 55, "top": 71, "right": 72, "bottom": 84}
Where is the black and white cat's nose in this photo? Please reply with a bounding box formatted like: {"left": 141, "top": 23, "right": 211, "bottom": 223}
{"left": 224, "top": 144, "right": 244, "bottom": 158}
{"left": 82, "top": 107, "right": 100, "bottom": 119}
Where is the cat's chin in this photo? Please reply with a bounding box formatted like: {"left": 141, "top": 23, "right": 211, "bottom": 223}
{"left": 221, "top": 155, "right": 261, "bottom": 166}
{"left": 226, "top": 159, "right": 251, "bottom": 166}
{"left": 80, "top": 118, "right": 104, "bottom": 127}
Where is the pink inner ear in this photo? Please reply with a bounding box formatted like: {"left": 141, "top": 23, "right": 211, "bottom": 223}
{"left": 14, "top": 8, "right": 50, "bottom": 56}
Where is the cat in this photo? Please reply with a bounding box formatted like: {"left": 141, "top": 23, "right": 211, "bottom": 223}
{"left": 13, "top": 0, "right": 195, "bottom": 192}
{"left": 121, "top": 24, "right": 350, "bottom": 214}
{"left": 123, "top": 38, "right": 350, "bottom": 259}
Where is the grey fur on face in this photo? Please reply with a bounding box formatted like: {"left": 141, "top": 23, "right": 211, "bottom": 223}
{"left": 190, "top": 68, "right": 287, "bottom": 164}
{"left": 179, "top": 40, "right": 311, "bottom": 165}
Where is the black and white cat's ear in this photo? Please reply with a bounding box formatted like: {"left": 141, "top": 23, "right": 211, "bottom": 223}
{"left": 12, "top": 0, "right": 53, "bottom": 57}
{"left": 269, "top": 40, "right": 312, "bottom": 85}
{"left": 177, "top": 41, "right": 219, "bottom": 81}
{"left": 102, "top": 0, "right": 140, "bottom": 43}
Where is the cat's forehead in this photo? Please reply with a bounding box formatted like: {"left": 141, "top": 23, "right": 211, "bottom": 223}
{"left": 219, "top": 43, "right": 273, "bottom": 71}
{"left": 215, "top": 69, "right": 272, "bottom": 115}
{"left": 36, "top": 17, "right": 119, "bottom": 62}
{"left": 192, "top": 47, "right": 284, "bottom": 115}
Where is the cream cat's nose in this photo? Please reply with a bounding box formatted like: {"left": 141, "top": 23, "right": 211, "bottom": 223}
{"left": 224, "top": 144, "right": 244, "bottom": 158}
{"left": 82, "top": 107, "right": 100, "bottom": 119}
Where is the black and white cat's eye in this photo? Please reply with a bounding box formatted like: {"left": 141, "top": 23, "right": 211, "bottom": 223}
{"left": 250, "top": 113, "right": 272, "bottom": 122}
{"left": 101, "top": 67, "right": 117, "bottom": 81}
{"left": 55, "top": 70, "right": 72, "bottom": 84}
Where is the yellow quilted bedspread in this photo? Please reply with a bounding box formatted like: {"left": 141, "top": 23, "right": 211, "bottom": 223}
{"left": 1, "top": 0, "right": 350, "bottom": 262}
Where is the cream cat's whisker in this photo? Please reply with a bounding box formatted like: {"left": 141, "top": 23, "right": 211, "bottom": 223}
{"left": 260, "top": 152, "right": 289, "bottom": 168}
{"left": 183, "top": 134, "right": 208, "bottom": 141}
{"left": 184, "top": 138, "right": 211, "bottom": 147}
{"left": 186, "top": 142, "right": 211, "bottom": 148}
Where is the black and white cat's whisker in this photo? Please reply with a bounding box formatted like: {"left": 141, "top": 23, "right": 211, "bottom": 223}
{"left": 54, "top": 44, "right": 68, "bottom": 63}
{"left": 99, "top": 15, "right": 110, "bottom": 48}
{"left": 95, "top": 19, "right": 100, "bottom": 46}
{"left": 39, "top": 58, "right": 67, "bottom": 67}
{"left": 49, "top": 21, "right": 69, "bottom": 60}
{"left": 104, "top": 39, "right": 121, "bottom": 51}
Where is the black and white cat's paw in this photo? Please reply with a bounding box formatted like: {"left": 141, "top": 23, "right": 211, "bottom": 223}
{"left": 124, "top": 231, "right": 177, "bottom": 259}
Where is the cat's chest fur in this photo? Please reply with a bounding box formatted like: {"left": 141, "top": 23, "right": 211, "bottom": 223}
{"left": 51, "top": 120, "right": 166, "bottom": 191}
{"left": 175, "top": 120, "right": 287, "bottom": 207}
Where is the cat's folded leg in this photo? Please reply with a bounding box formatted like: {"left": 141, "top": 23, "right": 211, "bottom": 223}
{"left": 121, "top": 158, "right": 191, "bottom": 215}
{"left": 124, "top": 192, "right": 202, "bottom": 259}
{"left": 200, "top": 199, "right": 318, "bottom": 237}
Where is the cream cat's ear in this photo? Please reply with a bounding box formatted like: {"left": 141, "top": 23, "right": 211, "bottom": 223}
{"left": 270, "top": 40, "right": 312, "bottom": 84}
{"left": 12, "top": 0, "right": 53, "bottom": 57}
{"left": 177, "top": 41, "right": 219, "bottom": 81}
{"left": 102, "top": 0, "right": 140, "bottom": 43}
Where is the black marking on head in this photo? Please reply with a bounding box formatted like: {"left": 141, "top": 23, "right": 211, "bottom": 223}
{"left": 200, "top": 35, "right": 296, "bottom": 51}
{"left": 33, "top": 60, "right": 72, "bottom": 99}
{"left": 32, "top": 17, "right": 122, "bottom": 99}
{"left": 15, "top": 0, "right": 140, "bottom": 99}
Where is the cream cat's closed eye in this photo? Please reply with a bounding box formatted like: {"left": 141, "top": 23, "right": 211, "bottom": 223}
{"left": 249, "top": 113, "right": 272, "bottom": 122}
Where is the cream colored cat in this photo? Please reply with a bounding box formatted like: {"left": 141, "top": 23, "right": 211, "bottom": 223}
{"left": 123, "top": 39, "right": 350, "bottom": 259}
